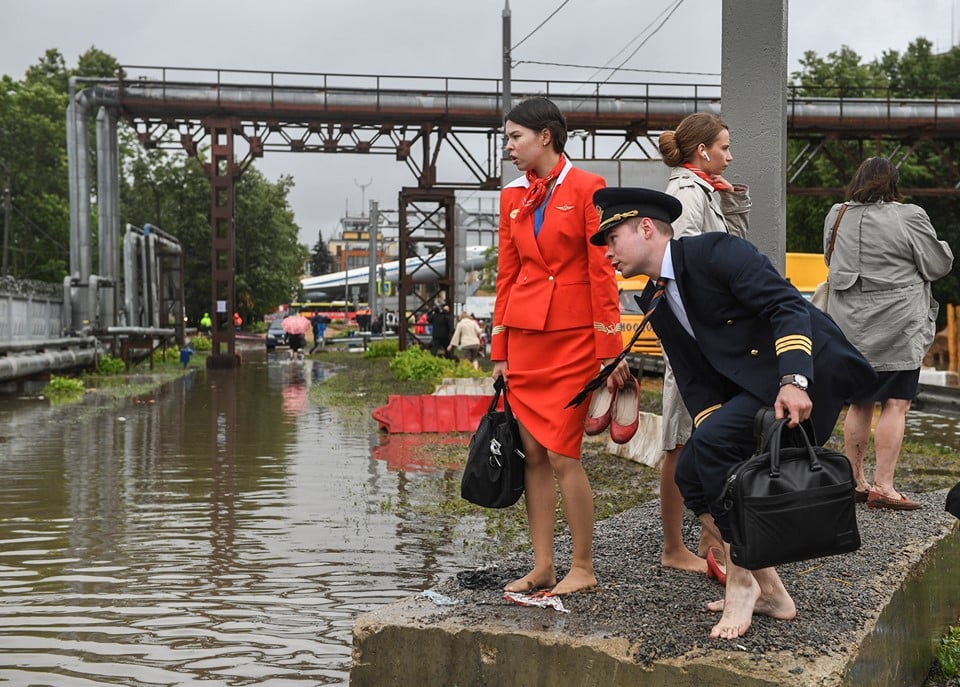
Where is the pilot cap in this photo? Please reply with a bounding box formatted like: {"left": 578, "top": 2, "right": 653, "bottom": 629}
{"left": 590, "top": 187, "right": 683, "bottom": 246}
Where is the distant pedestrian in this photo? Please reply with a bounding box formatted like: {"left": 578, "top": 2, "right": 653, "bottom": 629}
{"left": 447, "top": 311, "right": 484, "bottom": 368}
{"left": 179, "top": 342, "right": 194, "bottom": 368}
{"left": 309, "top": 314, "right": 328, "bottom": 354}
{"left": 199, "top": 312, "right": 212, "bottom": 334}
{"left": 430, "top": 304, "right": 454, "bottom": 357}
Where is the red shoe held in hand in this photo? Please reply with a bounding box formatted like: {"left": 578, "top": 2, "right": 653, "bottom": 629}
{"left": 610, "top": 376, "right": 640, "bottom": 444}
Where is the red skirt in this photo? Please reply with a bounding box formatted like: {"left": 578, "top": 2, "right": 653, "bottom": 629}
{"left": 505, "top": 325, "right": 597, "bottom": 459}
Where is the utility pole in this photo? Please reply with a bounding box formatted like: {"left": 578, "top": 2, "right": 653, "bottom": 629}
{"left": 2, "top": 178, "right": 10, "bottom": 277}
{"left": 502, "top": 0, "right": 512, "bottom": 120}
{"left": 367, "top": 199, "right": 379, "bottom": 326}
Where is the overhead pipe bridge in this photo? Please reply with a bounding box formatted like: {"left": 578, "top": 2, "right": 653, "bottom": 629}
{"left": 68, "top": 66, "right": 960, "bottom": 354}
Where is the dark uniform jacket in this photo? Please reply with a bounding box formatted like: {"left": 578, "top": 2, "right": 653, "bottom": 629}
{"left": 639, "top": 233, "right": 874, "bottom": 429}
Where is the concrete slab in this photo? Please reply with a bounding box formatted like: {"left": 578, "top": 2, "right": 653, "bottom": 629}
{"left": 352, "top": 491, "right": 959, "bottom": 686}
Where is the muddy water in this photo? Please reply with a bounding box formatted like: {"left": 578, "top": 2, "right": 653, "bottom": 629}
{"left": 1, "top": 352, "right": 957, "bottom": 686}
{"left": 0, "top": 353, "right": 483, "bottom": 686}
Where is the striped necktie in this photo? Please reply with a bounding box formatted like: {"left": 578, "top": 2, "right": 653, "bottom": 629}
{"left": 565, "top": 278, "right": 668, "bottom": 408}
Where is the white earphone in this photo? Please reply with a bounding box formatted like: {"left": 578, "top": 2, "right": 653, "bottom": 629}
{"left": 701, "top": 150, "right": 711, "bottom": 161}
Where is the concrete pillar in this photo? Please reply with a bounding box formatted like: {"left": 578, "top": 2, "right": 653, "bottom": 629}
{"left": 721, "top": 0, "right": 788, "bottom": 272}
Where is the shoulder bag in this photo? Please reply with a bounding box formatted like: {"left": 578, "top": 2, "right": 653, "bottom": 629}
{"left": 811, "top": 203, "right": 847, "bottom": 310}
{"left": 719, "top": 412, "right": 860, "bottom": 570}
{"left": 461, "top": 377, "right": 525, "bottom": 508}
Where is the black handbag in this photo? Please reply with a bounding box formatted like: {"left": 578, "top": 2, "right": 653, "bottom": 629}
{"left": 719, "top": 413, "right": 861, "bottom": 570}
{"left": 460, "top": 377, "right": 525, "bottom": 508}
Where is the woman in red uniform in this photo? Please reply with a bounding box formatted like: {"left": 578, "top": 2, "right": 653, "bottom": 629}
{"left": 491, "top": 97, "right": 630, "bottom": 596}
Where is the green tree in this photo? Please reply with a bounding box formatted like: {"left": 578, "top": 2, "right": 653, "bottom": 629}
{"left": 121, "top": 147, "right": 306, "bottom": 325}
{"left": 0, "top": 47, "right": 122, "bottom": 280}
{"left": 309, "top": 231, "right": 336, "bottom": 276}
{"left": 788, "top": 39, "right": 960, "bottom": 317}
{"left": 234, "top": 169, "right": 308, "bottom": 321}
{"left": 0, "top": 76, "right": 69, "bottom": 280}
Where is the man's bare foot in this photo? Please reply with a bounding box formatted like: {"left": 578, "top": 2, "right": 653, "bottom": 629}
{"left": 707, "top": 568, "right": 797, "bottom": 638}
{"left": 662, "top": 547, "right": 708, "bottom": 574}
{"left": 504, "top": 567, "right": 556, "bottom": 593}
{"left": 709, "top": 570, "right": 760, "bottom": 639}
{"left": 705, "top": 595, "right": 797, "bottom": 619}
{"left": 550, "top": 565, "right": 597, "bottom": 595}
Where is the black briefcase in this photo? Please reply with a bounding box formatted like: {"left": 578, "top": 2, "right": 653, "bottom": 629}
{"left": 720, "top": 413, "right": 861, "bottom": 570}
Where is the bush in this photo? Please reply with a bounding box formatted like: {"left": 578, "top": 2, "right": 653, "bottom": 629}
{"left": 96, "top": 354, "right": 126, "bottom": 375}
{"left": 42, "top": 375, "right": 85, "bottom": 398}
{"left": 364, "top": 340, "right": 399, "bottom": 359}
{"left": 937, "top": 625, "right": 960, "bottom": 677}
{"left": 389, "top": 346, "right": 448, "bottom": 382}
{"left": 192, "top": 335, "right": 212, "bottom": 351}
{"left": 388, "top": 347, "right": 487, "bottom": 384}
{"left": 152, "top": 347, "right": 180, "bottom": 363}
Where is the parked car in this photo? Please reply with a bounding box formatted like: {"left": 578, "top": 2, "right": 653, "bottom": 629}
{"left": 265, "top": 318, "right": 288, "bottom": 350}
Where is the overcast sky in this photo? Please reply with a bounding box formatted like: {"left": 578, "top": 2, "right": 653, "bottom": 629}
{"left": 2, "top": 0, "right": 958, "bottom": 247}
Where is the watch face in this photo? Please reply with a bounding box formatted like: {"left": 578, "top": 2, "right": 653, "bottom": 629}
{"left": 794, "top": 374, "right": 809, "bottom": 389}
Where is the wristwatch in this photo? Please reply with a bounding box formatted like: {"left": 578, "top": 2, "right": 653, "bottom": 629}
{"left": 779, "top": 374, "right": 809, "bottom": 392}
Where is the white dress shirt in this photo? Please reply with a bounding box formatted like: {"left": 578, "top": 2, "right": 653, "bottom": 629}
{"left": 659, "top": 243, "right": 696, "bottom": 339}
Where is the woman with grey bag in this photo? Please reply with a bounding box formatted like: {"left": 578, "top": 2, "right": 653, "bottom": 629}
{"left": 824, "top": 157, "right": 953, "bottom": 510}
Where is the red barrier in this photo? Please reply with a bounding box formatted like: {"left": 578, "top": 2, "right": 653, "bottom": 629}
{"left": 372, "top": 394, "right": 495, "bottom": 433}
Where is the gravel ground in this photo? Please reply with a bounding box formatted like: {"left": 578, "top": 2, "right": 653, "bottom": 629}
{"left": 431, "top": 490, "right": 958, "bottom": 681}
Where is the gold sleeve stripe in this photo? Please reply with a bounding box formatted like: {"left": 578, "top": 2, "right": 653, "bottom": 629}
{"left": 694, "top": 404, "right": 722, "bottom": 427}
{"left": 492, "top": 325, "right": 507, "bottom": 336}
{"left": 593, "top": 321, "right": 623, "bottom": 334}
{"left": 775, "top": 335, "right": 812, "bottom": 355}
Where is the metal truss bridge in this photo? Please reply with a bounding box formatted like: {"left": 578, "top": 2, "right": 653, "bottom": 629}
{"left": 69, "top": 66, "right": 960, "bottom": 354}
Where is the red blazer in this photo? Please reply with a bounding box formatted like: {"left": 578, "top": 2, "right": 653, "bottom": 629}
{"left": 491, "top": 160, "right": 622, "bottom": 361}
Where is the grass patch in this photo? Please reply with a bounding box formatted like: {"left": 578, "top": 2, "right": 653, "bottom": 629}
{"left": 936, "top": 625, "right": 960, "bottom": 678}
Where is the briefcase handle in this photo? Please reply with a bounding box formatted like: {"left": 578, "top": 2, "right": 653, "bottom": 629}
{"left": 766, "top": 418, "right": 822, "bottom": 478}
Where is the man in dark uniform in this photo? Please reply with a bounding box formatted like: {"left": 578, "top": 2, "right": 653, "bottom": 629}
{"left": 590, "top": 187, "right": 875, "bottom": 640}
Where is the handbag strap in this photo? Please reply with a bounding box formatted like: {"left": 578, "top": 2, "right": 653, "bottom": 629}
{"left": 825, "top": 203, "right": 848, "bottom": 266}
{"left": 491, "top": 376, "right": 516, "bottom": 424}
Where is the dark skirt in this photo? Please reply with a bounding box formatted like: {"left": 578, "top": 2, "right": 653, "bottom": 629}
{"left": 848, "top": 368, "right": 920, "bottom": 404}
{"left": 288, "top": 333, "right": 306, "bottom": 351}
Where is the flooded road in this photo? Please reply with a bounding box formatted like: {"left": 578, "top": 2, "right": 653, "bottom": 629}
{"left": 1, "top": 351, "right": 958, "bottom": 685}
{"left": 0, "top": 352, "right": 485, "bottom": 686}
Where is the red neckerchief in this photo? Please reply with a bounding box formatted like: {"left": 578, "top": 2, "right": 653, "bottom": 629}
{"left": 682, "top": 163, "right": 732, "bottom": 191}
{"left": 517, "top": 154, "right": 566, "bottom": 220}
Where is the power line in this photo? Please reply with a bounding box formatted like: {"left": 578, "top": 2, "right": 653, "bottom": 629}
{"left": 601, "top": 0, "right": 684, "bottom": 83}
{"left": 597, "top": 0, "right": 687, "bottom": 86}
{"left": 511, "top": 0, "right": 573, "bottom": 52}
{"left": 578, "top": 0, "right": 685, "bottom": 83}
{"left": 513, "top": 59, "right": 718, "bottom": 78}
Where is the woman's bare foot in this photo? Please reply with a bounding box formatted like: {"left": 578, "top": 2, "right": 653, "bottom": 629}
{"left": 504, "top": 567, "right": 556, "bottom": 593}
{"left": 662, "top": 547, "right": 708, "bottom": 574}
{"left": 550, "top": 565, "right": 597, "bottom": 595}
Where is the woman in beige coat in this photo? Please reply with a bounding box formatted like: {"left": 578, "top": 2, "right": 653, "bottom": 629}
{"left": 447, "top": 311, "right": 484, "bottom": 369}
{"left": 825, "top": 157, "right": 953, "bottom": 510}
{"left": 656, "top": 112, "right": 751, "bottom": 577}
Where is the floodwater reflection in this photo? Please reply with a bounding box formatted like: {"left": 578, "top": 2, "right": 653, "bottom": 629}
{"left": 0, "top": 353, "right": 479, "bottom": 686}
